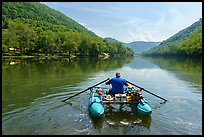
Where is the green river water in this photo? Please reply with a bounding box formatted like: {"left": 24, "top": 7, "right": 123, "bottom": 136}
{"left": 2, "top": 56, "right": 202, "bottom": 135}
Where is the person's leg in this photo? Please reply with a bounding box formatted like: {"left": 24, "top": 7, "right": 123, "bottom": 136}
{"left": 106, "top": 88, "right": 115, "bottom": 97}
{"left": 110, "top": 90, "right": 115, "bottom": 97}
{"left": 106, "top": 89, "right": 111, "bottom": 94}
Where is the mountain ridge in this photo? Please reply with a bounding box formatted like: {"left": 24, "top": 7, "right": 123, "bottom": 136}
{"left": 143, "top": 18, "right": 202, "bottom": 56}
{"left": 105, "top": 37, "right": 161, "bottom": 53}
{"left": 2, "top": 2, "right": 97, "bottom": 36}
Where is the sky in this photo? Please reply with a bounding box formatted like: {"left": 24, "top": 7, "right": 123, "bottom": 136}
{"left": 42, "top": 2, "right": 202, "bottom": 43}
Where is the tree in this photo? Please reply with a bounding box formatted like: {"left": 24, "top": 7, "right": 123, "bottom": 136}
{"left": 62, "top": 40, "right": 77, "bottom": 56}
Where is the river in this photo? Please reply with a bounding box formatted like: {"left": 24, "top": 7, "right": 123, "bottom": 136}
{"left": 2, "top": 56, "right": 202, "bottom": 135}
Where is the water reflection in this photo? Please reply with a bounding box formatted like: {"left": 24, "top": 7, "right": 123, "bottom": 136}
{"left": 9, "top": 61, "right": 21, "bottom": 65}
{"left": 2, "top": 55, "right": 202, "bottom": 135}
{"left": 89, "top": 103, "right": 151, "bottom": 132}
{"left": 2, "top": 56, "right": 133, "bottom": 114}
{"left": 141, "top": 56, "right": 202, "bottom": 90}
{"left": 104, "top": 104, "right": 151, "bottom": 129}
{"left": 89, "top": 112, "right": 104, "bottom": 133}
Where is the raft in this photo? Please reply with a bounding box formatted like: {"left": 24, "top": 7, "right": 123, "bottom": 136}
{"left": 88, "top": 85, "right": 152, "bottom": 117}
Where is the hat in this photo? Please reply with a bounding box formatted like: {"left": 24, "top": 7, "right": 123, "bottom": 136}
{"left": 116, "top": 72, "right": 121, "bottom": 77}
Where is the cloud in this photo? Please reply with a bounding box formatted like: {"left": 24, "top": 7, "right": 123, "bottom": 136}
{"left": 120, "top": 16, "right": 165, "bottom": 42}
{"left": 122, "top": 17, "right": 149, "bottom": 28}
{"left": 43, "top": 2, "right": 202, "bottom": 43}
{"left": 127, "top": 30, "right": 155, "bottom": 42}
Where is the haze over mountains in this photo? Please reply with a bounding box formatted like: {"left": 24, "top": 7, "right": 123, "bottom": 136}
{"left": 105, "top": 37, "right": 161, "bottom": 54}
{"left": 105, "top": 17, "right": 202, "bottom": 56}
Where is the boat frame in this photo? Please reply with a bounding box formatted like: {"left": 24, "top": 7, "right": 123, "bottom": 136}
{"left": 89, "top": 86, "right": 152, "bottom": 116}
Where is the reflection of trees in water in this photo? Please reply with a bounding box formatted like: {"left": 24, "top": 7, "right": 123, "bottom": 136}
{"left": 142, "top": 56, "right": 202, "bottom": 89}
{"left": 2, "top": 57, "right": 133, "bottom": 113}
{"left": 89, "top": 103, "right": 152, "bottom": 133}
{"left": 2, "top": 56, "right": 134, "bottom": 88}
{"left": 2, "top": 56, "right": 133, "bottom": 75}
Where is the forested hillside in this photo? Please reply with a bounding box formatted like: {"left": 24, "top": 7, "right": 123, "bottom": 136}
{"left": 2, "top": 2, "right": 96, "bottom": 36}
{"left": 143, "top": 18, "right": 202, "bottom": 56}
{"left": 2, "top": 2, "right": 134, "bottom": 57}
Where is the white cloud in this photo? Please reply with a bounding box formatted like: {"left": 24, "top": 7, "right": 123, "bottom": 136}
{"left": 43, "top": 2, "right": 202, "bottom": 43}
{"left": 127, "top": 30, "right": 156, "bottom": 42}
{"left": 122, "top": 17, "right": 150, "bottom": 28}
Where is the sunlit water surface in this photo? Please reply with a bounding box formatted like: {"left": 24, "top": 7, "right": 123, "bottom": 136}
{"left": 2, "top": 56, "right": 202, "bottom": 135}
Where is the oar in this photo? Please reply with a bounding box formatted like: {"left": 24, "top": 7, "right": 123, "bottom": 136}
{"left": 62, "top": 78, "right": 109, "bottom": 102}
{"left": 126, "top": 80, "right": 167, "bottom": 102}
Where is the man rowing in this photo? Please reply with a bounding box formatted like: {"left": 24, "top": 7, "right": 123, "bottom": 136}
{"left": 105, "top": 72, "right": 128, "bottom": 96}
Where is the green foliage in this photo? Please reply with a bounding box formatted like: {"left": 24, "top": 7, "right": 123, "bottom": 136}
{"left": 2, "top": 2, "right": 134, "bottom": 57}
{"left": 2, "top": 2, "right": 96, "bottom": 36}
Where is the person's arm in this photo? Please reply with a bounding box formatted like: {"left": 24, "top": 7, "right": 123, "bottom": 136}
{"left": 123, "top": 79, "right": 128, "bottom": 86}
{"left": 105, "top": 79, "right": 111, "bottom": 85}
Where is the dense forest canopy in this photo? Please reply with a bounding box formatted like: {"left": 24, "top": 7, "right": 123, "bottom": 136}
{"left": 142, "top": 18, "right": 202, "bottom": 56}
{"left": 2, "top": 2, "right": 134, "bottom": 57}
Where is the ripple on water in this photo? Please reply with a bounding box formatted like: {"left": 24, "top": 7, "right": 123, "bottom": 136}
{"left": 151, "top": 97, "right": 202, "bottom": 135}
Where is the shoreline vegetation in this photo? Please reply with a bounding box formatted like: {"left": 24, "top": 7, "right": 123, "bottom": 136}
{"left": 2, "top": 52, "right": 110, "bottom": 59}
{"left": 2, "top": 2, "right": 134, "bottom": 58}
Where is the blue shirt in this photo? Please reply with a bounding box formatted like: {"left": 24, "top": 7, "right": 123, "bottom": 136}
{"left": 106, "top": 77, "right": 128, "bottom": 93}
